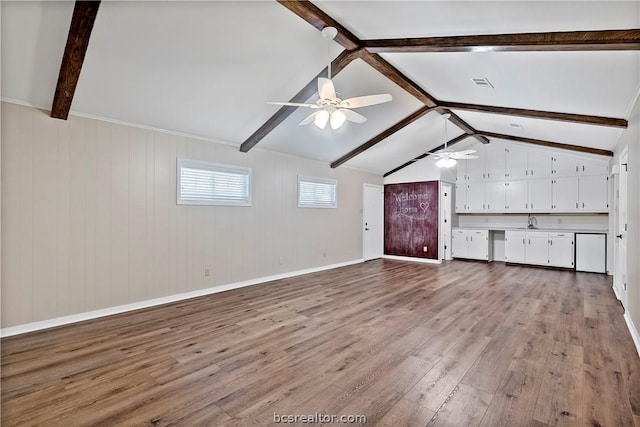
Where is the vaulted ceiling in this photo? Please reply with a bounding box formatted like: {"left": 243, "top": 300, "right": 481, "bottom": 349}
{"left": 2, "top": 1, "right": 639, "bottom": 176}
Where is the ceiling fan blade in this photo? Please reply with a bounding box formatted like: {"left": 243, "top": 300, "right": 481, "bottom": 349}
{"left": 299, "top": 111, "right": 319, "bottom": 126}
{"left": 451, "top": 149, "right": 476, "bottom": 155}
{"left": 268, "top": 101, "right": 319, "bottom": 108}
{"left": 451, "top": 154, "right": 479, "bottom": 159}
{"left": 341, "top": 93, "right": 392, "bottom": 108}
{"left": 318, "top": 77, "right": 336, "bottom": 100}
{"left": 340, "top": 108, "right": 367, "bottom": 124}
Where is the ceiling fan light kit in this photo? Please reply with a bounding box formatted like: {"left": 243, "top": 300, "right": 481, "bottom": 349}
{"left": 268, "top": 27, "right": 392, "bottom": 131}
{"left": 432, "top": 113, "right": 478, "bottom": 169}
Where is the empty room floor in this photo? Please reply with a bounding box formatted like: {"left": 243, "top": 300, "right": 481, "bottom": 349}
{"left": 2, "top": 259, "right": 639, "bottom": 426}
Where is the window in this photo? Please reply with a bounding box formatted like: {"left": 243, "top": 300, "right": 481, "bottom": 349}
{"left": 177, "top": 158, "right": 251, "bottom": 206}
{"left": 298, "top": 175, "right": 337, "bottom": 208}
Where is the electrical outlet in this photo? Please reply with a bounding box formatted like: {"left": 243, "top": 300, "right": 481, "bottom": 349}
{"left": 423, "top": 246, "right": 428, "bottom": 252}
{"left": 204, "top": 268, "right": 210, "bottom": 277}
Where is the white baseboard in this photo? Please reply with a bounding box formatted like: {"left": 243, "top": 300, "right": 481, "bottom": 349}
{"left": 1, "top": 259, "right": 363, "bottom": 338}
{"left": 613, "top": 283, "right": 621, "bottom": 301}
{"left": 624, "top": 312, "right": 640, "bottom": 358}
{"left": 382, "top": 255, "right": 441, "bottom": 264}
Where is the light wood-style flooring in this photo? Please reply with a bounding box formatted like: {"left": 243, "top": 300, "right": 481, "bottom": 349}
{"left": 2, "top": 259, "right": 639, "bottom": 426}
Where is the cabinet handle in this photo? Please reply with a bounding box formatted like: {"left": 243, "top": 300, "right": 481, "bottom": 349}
{"left": 526, "top": 203, "right": 528, "bottom": 209}
{"left": 523, "top": 238, "right": 525, "bottom": 244}
{"left": 576, "top": 166, "right": 579, "bottom": 172}
{"left": 582, "top": 202, "right": 585, "bottom": 208}
{"left": 531, "top": 169, "right": 534, "bottom": 176}
{"left": 526, "top": 170, "right": 528, "bottom": 176}
{"left": 550, "top": 240, "right": 553, "bottom": 246}
{"left": 583, "top": 165, "right": 585, "bottom": 172}
{"left": 532, "top": 203, "right": 534, "bottom": 209}
{"left": 576, "top": 202, "right": 578, "bottom": 209}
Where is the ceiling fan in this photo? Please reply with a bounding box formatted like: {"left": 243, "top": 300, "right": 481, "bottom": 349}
{"left": 428, "top": 113, "right": 478, "bottom": 168}
{"left": 268, "top": 27, "right": 392, "bottom": 130}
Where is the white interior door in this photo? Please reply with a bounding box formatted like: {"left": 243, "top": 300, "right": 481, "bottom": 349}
{"left": 616, "top": 151, "right": 628, "bottom": 307}
{"left": 363, "top": 184, "right": 384, "bottom": 261}
{"left": 440, "top": 182, "right": 453, "bottom": 260}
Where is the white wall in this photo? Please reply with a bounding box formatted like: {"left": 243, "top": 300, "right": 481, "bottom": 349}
{"left": 614, "top": 89, "right": 640, "bottom": 340}
{"left": 0, "top": 102, "right": 382, "bottom": 328}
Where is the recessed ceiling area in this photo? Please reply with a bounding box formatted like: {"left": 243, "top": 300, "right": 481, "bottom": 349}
{"left": 2, "top": 1, "right": 639, "bottom": 177}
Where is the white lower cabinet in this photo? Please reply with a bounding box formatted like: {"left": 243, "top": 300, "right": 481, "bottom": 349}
{"left": 548, "top": 232, "right": 575, "bottom": 268}
{"left": 452, "top": 229, "right": 492, "bottom": 261}
{"left": 505, "top": 230, "right": 575, "bottom": 268}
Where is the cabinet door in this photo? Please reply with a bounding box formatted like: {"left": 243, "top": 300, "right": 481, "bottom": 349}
{"left": 528, "top": 150, "right": 552, "bottom": 178}
{"left": 528, "top": 178, "right": 553, "bottom": 211}
{"left": 468, "top": 230, "right": 489, "bottom": 260}
{"left": 505, "top": 180, "right": 528, "bottom": 211}
{"left": 455, "top": 183, "right": 467, "bottom": 212}
{"left": 451, "top": 230, "right": 468, "bottom": 258}
{"left": 526, "top": 232, "right": 549, "bottom": 266}
{"left": 485, "top": 181, "right": 506, "bottom": 211}
{"left": 552, "top": 177, "right": 579, "bottom": 211}
{"left": 456, "top": 160, "right": 467, "bottom": 182}
{"left": 552, "top": 155, "right": 579, "bottom": 176}
{"left": 579, "top": 175, "right": 608, "bottom": 212}
{"left": 465, "top": 146, "right": 485, "bottom": 181}
{"left": 548, "top": 233, "right": 574, "bottom": 268}
{"left": 505, "top": 146, "right": 528, "bottom": 179}
{"left": 466, "top": 182, "right": 485, "bottom": 212}
{"left": 579, "top": 159, "right": 609, "bottom": 176}
{"left": 505, "top": 231, "right": 526, "bottom": 263}
{"left": 484, "top": 142, "right": 506, "bottom": 180}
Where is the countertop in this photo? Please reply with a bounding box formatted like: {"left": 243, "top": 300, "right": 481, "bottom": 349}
{"left": 453, "top": 226, "right": 608, "bottom": 234}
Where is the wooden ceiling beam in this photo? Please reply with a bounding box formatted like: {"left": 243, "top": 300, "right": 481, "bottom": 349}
{"left": 360, "top": 50, "right": 437, "bottom": 107}
{"left": 51, "top": 1, "right": 101, "bottom": 120}
{"left": 240, "top": 49, "right": 362, "bottom": 153}
{"left": 477, "top": 131, "right": 614, "bottom": 157}
{"left": 443, "top": 110, "right": 490, "bottom": 144}
{"left": 383, "top": 133, "right": 472, "bottom": 177}
{"left": 277, "top": 0, "right": 360, "bottom": 50}
{"left": 330, "top": 105, "right": 435, "bottom": 168}
{"left": 364, "top": 29, "right": 640, "bottom": 53}
{"left": 438, "top": 102, "right": 628, "bottom": 128}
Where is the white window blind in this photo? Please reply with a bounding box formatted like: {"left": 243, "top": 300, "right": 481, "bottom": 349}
{"left": 177, "top": 158, "right": 251, "bottom": 206}
{"left": 298, "top": 175, "right": 337, "bottom": 208}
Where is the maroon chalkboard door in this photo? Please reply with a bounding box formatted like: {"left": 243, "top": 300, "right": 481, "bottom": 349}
{"left": 384, "top": 181, "right": 439, "bottom": 259}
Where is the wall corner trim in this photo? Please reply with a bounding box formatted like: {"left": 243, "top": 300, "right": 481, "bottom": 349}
{"left": 0, "top": 259, "right": 364, "bottom": 338}
{"left": 623, "top": 311, "right": 640, "bottom": 358}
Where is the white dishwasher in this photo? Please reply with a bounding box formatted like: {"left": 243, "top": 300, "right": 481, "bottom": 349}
{"left": 575, "top": 233, "right": 606, "bottom": 273}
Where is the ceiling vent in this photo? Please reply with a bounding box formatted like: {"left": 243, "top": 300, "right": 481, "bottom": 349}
{"left": 471, "top": 77, "right": 494, "bottom": 89}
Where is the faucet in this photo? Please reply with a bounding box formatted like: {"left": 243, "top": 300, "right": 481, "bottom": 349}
{"left": 527, "top": 214, "right": 538, "bottom": 229}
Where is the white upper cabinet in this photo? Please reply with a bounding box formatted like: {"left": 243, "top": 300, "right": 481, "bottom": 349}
{"left": 579, "top": 158, "right": 609, "bottom": 176}
{"left": 454, "top": 141, "right": 609, "bottom": 214}
{"left": 466, "top": 181, "right": 486, "bottom": 211}
{"left": 552, "top": 177, "right": 579, "bottom": 211}
{"left": 579, "top": 175, "right": 608, "bottom": 212}
{"left": 485, "top": 181, "right": 506, "bottom": 211}
{"left": 528, "top": 178, "right": 553, "bottom": 212}
{"left": 505, "top": 180, "right": 528, "bottom": 211}
{"left": 455, "top": 182, "right": 467, "bottom": 211}
{"left": 527, "top": 150, "right": 552, "bottom": 178}
{"left": 484, "top": 142, "right": 506, "bottom": 181}
{"left": 505, "top": 146, "right": 528, "bottom": 180}
{"left": 456, "top": 160, "right": 467, "bottom": 182}
{"left": 552, "top": 155, "right": 579, "bottom": 176}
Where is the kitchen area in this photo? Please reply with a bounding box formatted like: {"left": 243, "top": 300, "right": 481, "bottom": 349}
{"left": 450, "top": 141, "right": 611, "bottom": 274}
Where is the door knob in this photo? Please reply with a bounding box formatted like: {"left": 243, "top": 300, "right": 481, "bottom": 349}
{"left": 617, "top": 234, "right": 623, "bottom": 239}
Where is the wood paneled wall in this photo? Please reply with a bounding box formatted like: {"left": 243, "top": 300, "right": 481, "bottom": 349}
{"left": 0, "top": 102, "right": 382, "bottom": 328}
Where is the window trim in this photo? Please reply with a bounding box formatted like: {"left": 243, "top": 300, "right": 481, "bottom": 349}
{"left": 177, "top": 158, "right": 252, "bottom": 206}
{"left": 297, "top": 175, "right": 338, "bottom": 209}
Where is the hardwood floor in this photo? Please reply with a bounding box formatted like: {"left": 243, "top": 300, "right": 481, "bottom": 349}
{"left": 2, "top": 259, "right": 639, "bottom": 426}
